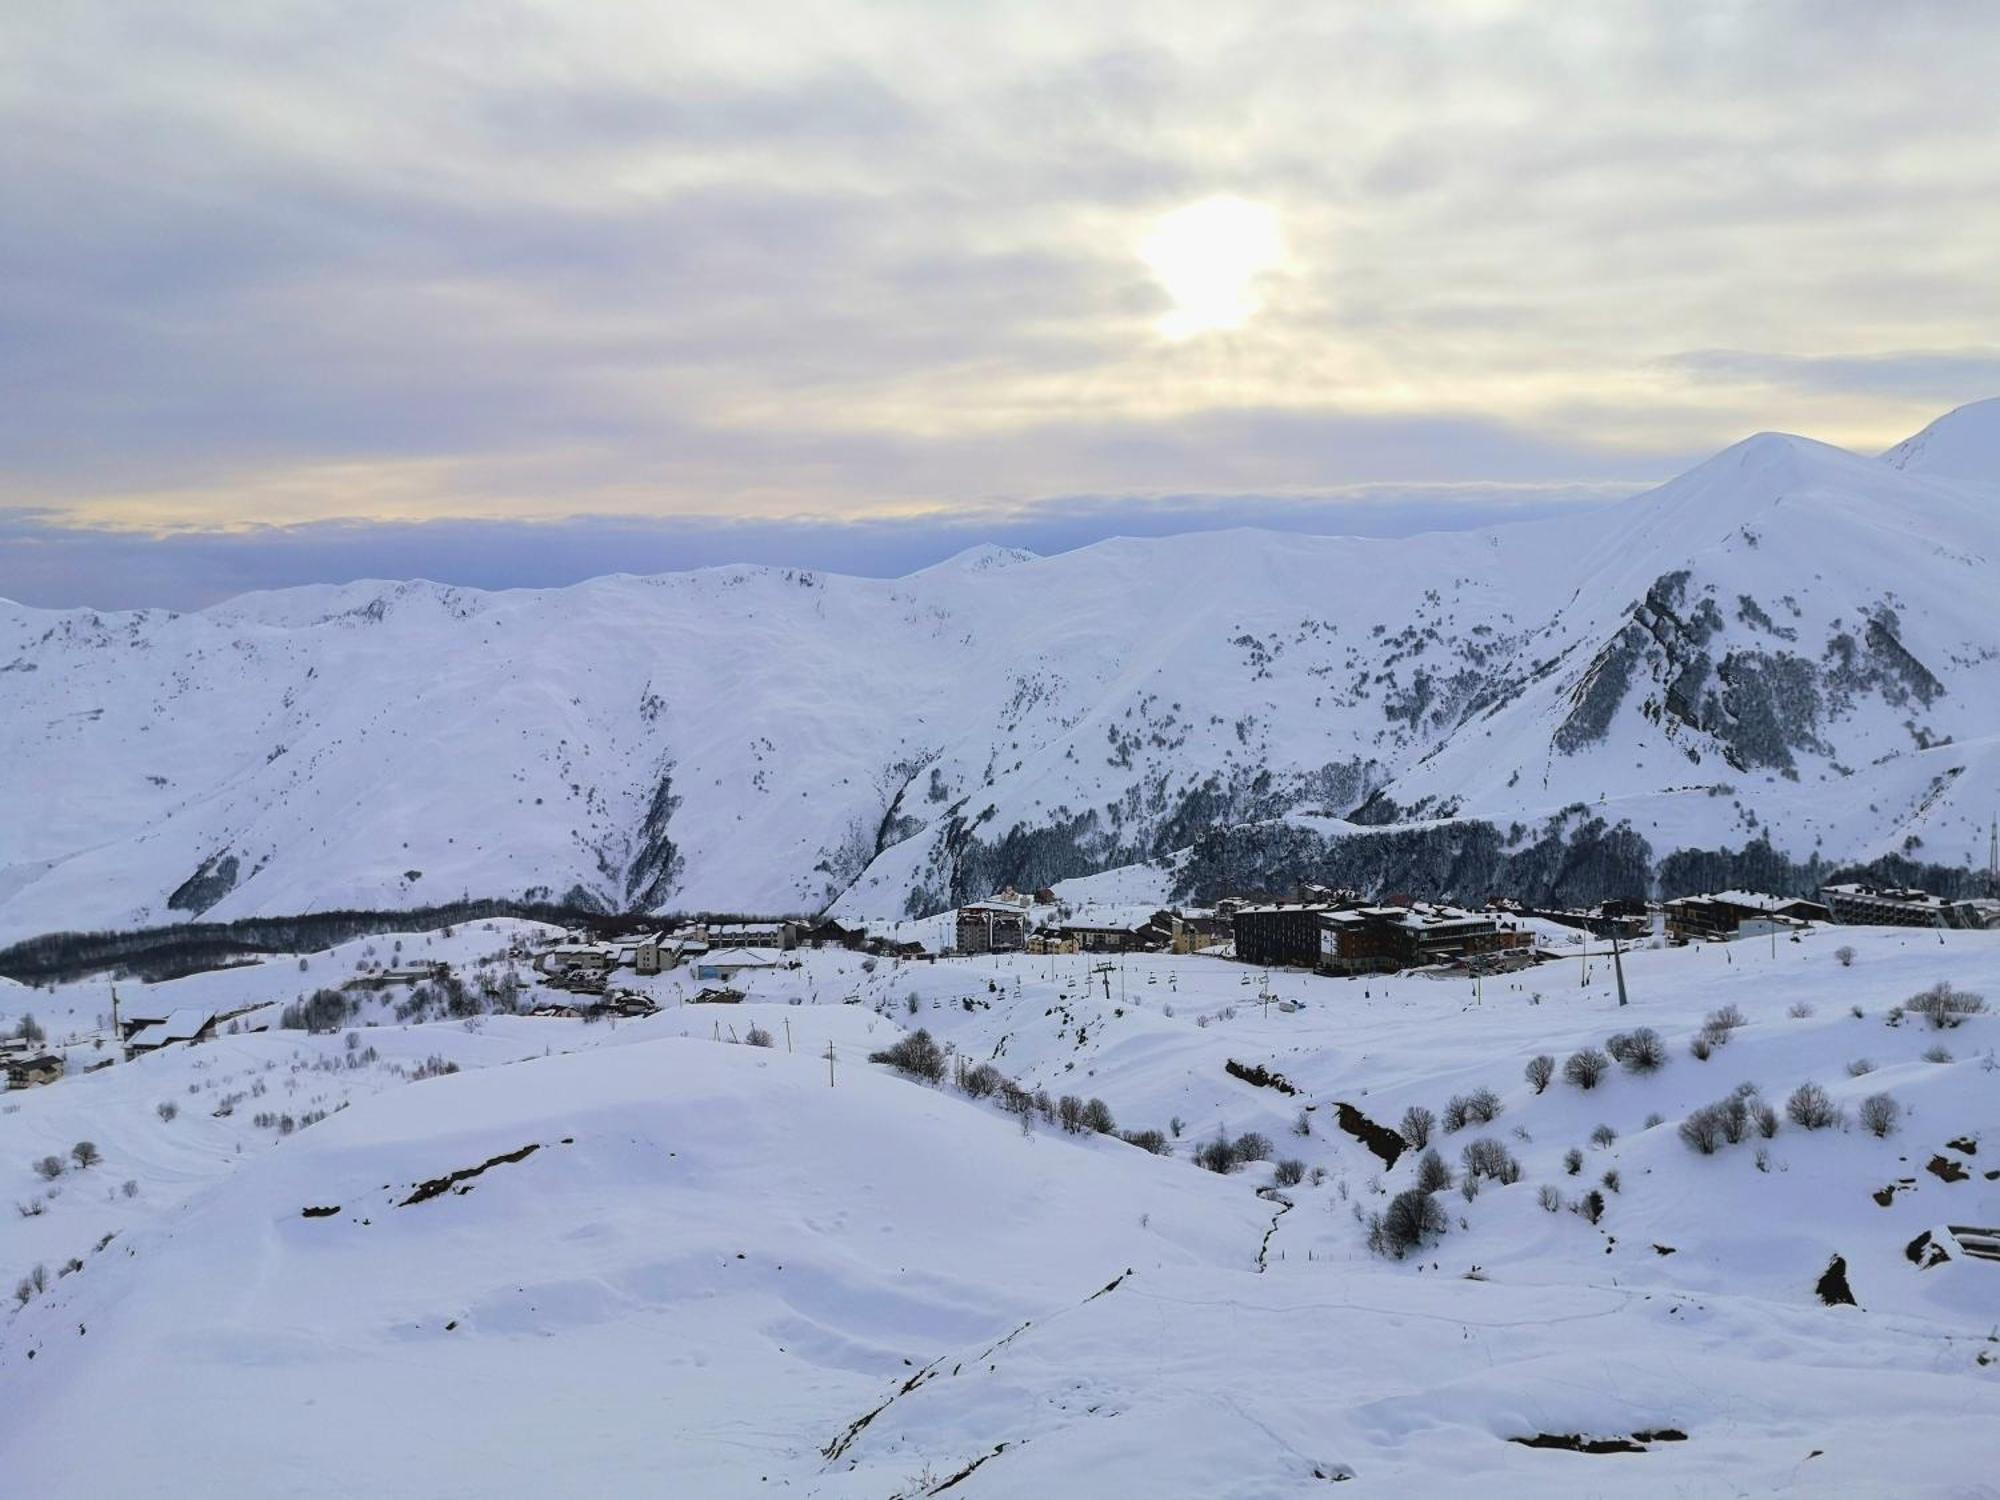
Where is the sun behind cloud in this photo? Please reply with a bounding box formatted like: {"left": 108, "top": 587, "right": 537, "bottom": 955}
{"left": 1140, "top": 197, "right": 1285, "bottom": 340}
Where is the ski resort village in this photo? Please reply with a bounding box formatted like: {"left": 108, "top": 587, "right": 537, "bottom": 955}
{"left": 9, "top": 4, "right": 2000, "bottom": 1479}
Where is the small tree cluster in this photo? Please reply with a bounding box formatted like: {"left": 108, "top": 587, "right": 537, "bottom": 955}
{"left": 1195, "top": 1132, "right": 1273, "bottom": 1174}
{"left": 1907, "top": 981, "right": 1986, "bottom": 1030}
{"left": 868, "top": 1029, "right": 947, "bottom": 1082}
{"left": 280, "top": 988, "right": 355, "bottom": 1033}
{"left": 1459, "top": 1137, "right": 1521, "bottom": 1185}
{"left": 1441, "top": 1088, "right": 1501, "bottom": 1131}
{"left": 1368, "top": 1187, "right": 1446, "bottom": 1259}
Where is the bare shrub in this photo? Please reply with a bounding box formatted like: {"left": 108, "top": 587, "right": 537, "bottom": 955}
{"left": 1413, "top": 1148, "right": 1452, "bottom": 1194}
{"left": 1563, "top": 1048, "right": 1609, "bottom": 1090}
{"left": 1679, "top": 1104, "right": 1725, "bottom": 1154}
{"left": 1589, "top": 1123, "right": 1617, "bottom": 1148}
{"left": 1834, "top": 945, "right": 1856, "bottom": 968}
{"left": 1399, "top": 1105, "right": 1435, "bottom": 1150}
{"left": 1785, "top": 1082, "right": 1841, "bottom": 1130}
{"left": 1460, "top": 1137, "right": 1522, "bottom": 1185}
{"left": 1608, "top": 1028, "right": 1667, "bottom": 1074}
{"left": 1563, "top": 1147, "right": 1584, "bottom": 1176}
{"left": 33, "top": 1156, "right": 63, "bottom": 1181}
{"left": 1274, "top": 1158, "right": 1306, "bottom": 1188}
{"left": 1643, "top": 1111, "right": 1665, "bottom": 1129}
{"left": 155, "top": 1101, "right": 178, "bottom": 1123}
{"left": 1371, "top": 1188, "right": 1446, "bottom": 1259}
{"left": 1787, "top": 1001, "right": 1814, "bottom": 1019}
{"left": 1845, "top": 1057, "right": 1873, "bottom": 1077}
{"left": 1923, "top": 1044, "right": 1953, "bottom": 1064}
{"left": 1120, "top": 1128, "right": 1170, "bottom": 1155}
{"left": 1858, "top": 1093, "right": 1900, "bottom": 1138}
{"left": 743, "top": 1024, "right": 774, "bottom": 1048}
{"left": 1195, "top": 1136, "right": 1239, "bottom": 1174}
{"left": 1601, "top": 1168, "right": 1621, "bottom": 1193}
{"left": 961, "top": 1063, "right": 1002, "bottom": 1099}
{"left": 1083, "top": 1098, "right": 1116, "bottom": 1135}
{"left": 1524, "top": 1054, "right": 1555, "bottom": 1094}
{"left": 1576, "top": 1189, "right": 1606, "bottom": 1224}
{"left": 70, "top": 1141, "right": 100, "bottom": 1169}
{"left": 1537, "top": 1184, "right": 1562, "bottom": 1212}
{"left": 1440, "top": 1095, "right": 1471, "bottom": 1133}
{"left": 1057, "top": 1095, "right": 1087, "bottom": 1133}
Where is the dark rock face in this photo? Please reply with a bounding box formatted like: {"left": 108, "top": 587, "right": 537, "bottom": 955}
{"left": 624, "top": 768, "right": 684, "bottom": 908}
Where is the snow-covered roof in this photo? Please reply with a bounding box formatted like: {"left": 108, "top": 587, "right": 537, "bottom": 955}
{"left": 700, "top": 947, "right": 783, "bottom": 967}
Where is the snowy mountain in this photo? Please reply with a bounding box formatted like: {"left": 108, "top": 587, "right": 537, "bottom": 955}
{"left": 4, "top": 401, "right": 1998, "bottom": 943}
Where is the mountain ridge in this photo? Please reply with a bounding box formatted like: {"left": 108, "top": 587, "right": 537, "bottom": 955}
{"left": 4, "top": 401, "right": 1997, "bottom": 942}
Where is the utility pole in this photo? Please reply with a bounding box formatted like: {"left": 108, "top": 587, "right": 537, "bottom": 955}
{"left": 783, "top": 1017, "right": 793, "bottom": 1054}
{"left": 825, "top": 1040, "right": 836, "bottom": 1087}
{"left": 1610, "top": 927, "right": 1630, "bottom": 1008}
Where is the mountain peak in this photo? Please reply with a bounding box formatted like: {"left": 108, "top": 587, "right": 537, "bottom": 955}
{"left": 1880, "top": 395, "right": 2000, "bottom": 486}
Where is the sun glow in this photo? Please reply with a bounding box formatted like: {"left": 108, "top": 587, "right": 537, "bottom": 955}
{"left": 1140, "top": 197, "right": 1284, "bottom": 340}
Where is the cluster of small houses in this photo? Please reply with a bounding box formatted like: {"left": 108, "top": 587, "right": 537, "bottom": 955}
{"left": 953, "top": 878, "right": 1998, "bottom": 977}
{"left": 3, "top": 879, "right": 1992, "bottom": 1093}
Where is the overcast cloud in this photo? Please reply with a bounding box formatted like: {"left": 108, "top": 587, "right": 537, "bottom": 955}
{"left": 2, "top": 1, "right": 1996, "bottom": 606}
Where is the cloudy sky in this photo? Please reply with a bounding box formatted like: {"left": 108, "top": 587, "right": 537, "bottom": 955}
{"left": 5, "top": 1, "right": 1997, "bottom": 607}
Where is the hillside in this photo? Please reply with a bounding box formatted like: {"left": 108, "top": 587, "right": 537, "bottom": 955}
{"left": 4, "top": 401, "right": 1998, "bottom": 943}
{"left": 1, "top": 921, "right": 1995, "bottom": 1494}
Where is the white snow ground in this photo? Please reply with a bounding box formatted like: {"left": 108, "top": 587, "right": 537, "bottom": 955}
{"left": 2, "top": 920, "right": 1995, "bottom": 1496}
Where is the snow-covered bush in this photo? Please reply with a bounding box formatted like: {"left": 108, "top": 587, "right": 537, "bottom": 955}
{"left": 1858, "top": 1093, "right": 1900, "bottom": 1138}
{"left": 155, "top": 1101, "right": 178, "bottom": 1123}
{"left": 1834, "top": 945, "right": 1856, "bottom": 968}
{"left": 1537, "top": 1184, "right": 1562, "bottom": 1212}
{"left": 743, "top": 1024, "right": 773, "bottom": 1048}
{"left": 1689, "top": 1034, "right": 1713, "bottom": 1061}
{"left": 1120, "top": 1128, "right": 1170, "bottom": 1155}
{"left": 1785, "top": 1082, "right": 1842, "bottom": 1130}
{"left": 33, "top": 1156, "right": 63, "bottom": 1181}
{"left": 1563, "top": 1048, "right": 1609, "bottom": 1090}
{"left": 1923, "top": 1044, "right": 1953, "bottom": 1064}
{"left": 1845, "top": 1057, "right": 1873, "bottom": 1077}
{"left": 1563, "top": 1147, "right": 1583, "bottom": 1176}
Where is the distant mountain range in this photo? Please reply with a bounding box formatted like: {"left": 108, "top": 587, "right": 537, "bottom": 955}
{"left": 5, "top": 399, "right": 1998, "bottom": 943}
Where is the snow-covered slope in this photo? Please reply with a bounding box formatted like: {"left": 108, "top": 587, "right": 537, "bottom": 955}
{"left": 5, "top": 402, "right": 1998, "bottom": 941}
{"left": 3, "top": 924, "right": 1996, "bottom": 1494}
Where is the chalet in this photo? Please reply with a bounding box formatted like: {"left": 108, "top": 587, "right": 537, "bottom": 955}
{"left": 1232, "top": 903, "right": 1338, "bottom": 968}
{"left": 6, "top": 1054, "right": 64, "bottom": 1089}
{"left": 533, "top": 943, "right": 617, "bottom": 977}
{"left": 956, "top": 901, "right": 1028, "bottom": 955}
{"left": 1819, "top": 883, "right": 1997, "bottom": 930}
{"left": 802, "top": 918, "right": 867, "bottom": 950}
{"left": 125, "top": 1007, "right": 221, "bottom": 1056}
{"left": 1664, "top": 891, "right": 1830, "bottom": 944}
{"left": 1317, "top": 904, "right": 1532, "bottom": 975}
{"left": 1059, "top": 921, "right": 1154, "bottom": 954}
{"left": 694, "top": 947, "right": 788, "bottom": 982}
{"left": 1027, "top": 927, "right": 1077, "bottom": 955}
